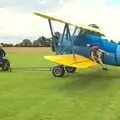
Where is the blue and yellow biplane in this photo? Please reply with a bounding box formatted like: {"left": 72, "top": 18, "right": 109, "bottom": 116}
{"left": 34, "top": 12, "right": 120, "bottom": 77}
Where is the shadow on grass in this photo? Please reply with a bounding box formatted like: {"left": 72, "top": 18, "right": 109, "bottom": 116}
{"left": 56, "top": 68, "right": 120, "bottom": 93}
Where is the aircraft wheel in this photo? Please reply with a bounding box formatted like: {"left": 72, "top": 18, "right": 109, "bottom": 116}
{"left": 65, "top": 66, "right": 76, "bottom": 73}
{"left": 52, "top": 65, "right": 65, "bottom": 77}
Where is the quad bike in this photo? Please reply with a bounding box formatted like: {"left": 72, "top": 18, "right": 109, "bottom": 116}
{"left": 0, "top": 58, "right": 12, "bottom": 72}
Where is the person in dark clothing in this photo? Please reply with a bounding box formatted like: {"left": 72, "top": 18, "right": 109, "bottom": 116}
{"left": 51, "top": 32, "right": 60, "bottom": 52}
{"left": 0, "top": 44, "right": 6, "bottom": 63}
{"left": 53, "top": 32, "right": 60, "bottom": 46}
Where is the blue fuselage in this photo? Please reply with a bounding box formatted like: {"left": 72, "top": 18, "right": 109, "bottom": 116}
{"left": 56, "top": 34, "right": 120, "bottom": 66}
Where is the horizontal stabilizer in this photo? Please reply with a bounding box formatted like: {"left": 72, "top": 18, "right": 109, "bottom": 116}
{"left": 44, "top": 54, "right": 97, "bottom": 69}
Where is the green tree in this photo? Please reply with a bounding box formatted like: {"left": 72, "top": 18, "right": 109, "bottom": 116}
{"left": 36, "top": 36, "right": 50, "bottom": 47}
{"left": 21, "top": 39, "right": 32, "bottom": 47}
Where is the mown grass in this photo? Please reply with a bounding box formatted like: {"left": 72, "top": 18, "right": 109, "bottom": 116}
{"left": 0, "top": 48, "right": 120, "bottom": 120}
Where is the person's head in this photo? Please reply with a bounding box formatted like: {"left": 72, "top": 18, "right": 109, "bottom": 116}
{"left": 88, "top": 24, "right": 100, "bottom": 29}
{"left": 94, "top": 46, "right": 99, "bottom": 50}
{"left": 90, "top": 44, "right": 99, "bottom": 50}
{"left": 54, "top": 32, "right": 60, "bottom": 38}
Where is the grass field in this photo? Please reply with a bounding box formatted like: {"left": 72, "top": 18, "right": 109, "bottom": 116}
{"left": 1, "top": 47, "right": 120, "bottom": 120}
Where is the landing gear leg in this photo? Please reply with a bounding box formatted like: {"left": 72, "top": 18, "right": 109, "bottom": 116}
{"left": 65, "top": 66, "right": 76, "bottom": 73}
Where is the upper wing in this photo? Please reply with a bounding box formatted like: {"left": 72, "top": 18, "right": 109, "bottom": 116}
{"left": 44, "top": 54, "right": 97, "bottom": 69}
{"left": 34, "top": 12, "right": 104, "bottom": 35}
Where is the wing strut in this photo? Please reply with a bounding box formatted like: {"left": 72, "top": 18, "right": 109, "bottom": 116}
{"left": 48, "top": 19, "right": 54, "bottom": 37}
{"left": 72, "top": 27, "right": 78, "bottom": 36}
{"left": 60, "top": 23, "right": 68, "bottom": 49}
{"left": 59, "top": 24, "right": 75, "bottom": 57}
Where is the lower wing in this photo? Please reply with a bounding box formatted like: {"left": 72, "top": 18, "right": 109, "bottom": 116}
{"left": 44, "top": 54, "right": 97, "bottom": 68}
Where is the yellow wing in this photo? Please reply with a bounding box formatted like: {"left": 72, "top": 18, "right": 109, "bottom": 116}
{"left": 44, "top": 54, "right": 97, "bottom": 69}
{"left": 34, "top": 12, "right": 104, "bottom": 35}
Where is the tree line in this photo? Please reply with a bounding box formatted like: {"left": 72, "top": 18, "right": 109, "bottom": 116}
{"left": 1, "top": 36, "right": 120, "bottom": 47}
{"left": 1, "top": 36, "right": 51, "bottom": 47}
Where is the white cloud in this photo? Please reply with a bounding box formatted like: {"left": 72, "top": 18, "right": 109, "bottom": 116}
{"left": 0, "top": 8, "right": 51, "bottom": 43}
{"left": 0, "top": 0, "right": 120, "bottom": 43}
{"left": 38, "top": 0, "right": 47, "bottom": 5}
{"left": 48, "top": 0, "right": 120, "bottom": 41}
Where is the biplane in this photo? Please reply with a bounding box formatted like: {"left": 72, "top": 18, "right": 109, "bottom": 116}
{"left": 34, "top": 12, "right": 120, "bottom": 77}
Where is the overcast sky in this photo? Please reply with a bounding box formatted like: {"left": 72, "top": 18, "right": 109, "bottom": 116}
{"left": 0, "top": 0, "right": 120, "bottom": 43}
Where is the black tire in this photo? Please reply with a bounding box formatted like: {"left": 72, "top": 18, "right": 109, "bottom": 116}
{"left": 52, "top": 65, "right": 65, "bottom": 77}
{"left": 2, "top": 59, "right": 11, "bottom": 71}
{"left": 65, "top": 66, "right": 76, "bottom": 73}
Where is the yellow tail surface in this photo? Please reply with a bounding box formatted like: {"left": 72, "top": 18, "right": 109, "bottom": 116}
{"left": 44, "top": 54, "right": 97, "bottom": 68}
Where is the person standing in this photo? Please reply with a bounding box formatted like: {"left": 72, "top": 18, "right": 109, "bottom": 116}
{"left": 0, "top": 44, "right": 6, "bottom": 63}
{"left": 89, "top": 45, "right": 108, "bottom": 70}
